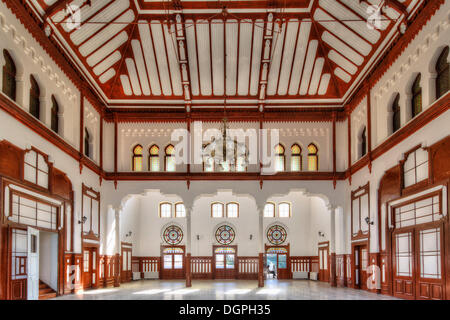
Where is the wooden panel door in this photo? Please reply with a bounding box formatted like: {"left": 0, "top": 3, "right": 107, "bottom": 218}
{"left": 121, "top": 246, "right": 132, "bottom": 283}
{"left": 213, "top": 246, "right": 237, "bottom": 279}
{"left": 161, "top": 246, "right": 185, "bottom": 279}
{"left": 353, "top": 244, "right": 368, "bottom": 290}
{"left": 392, "top": 231, "right": 415, "bottom": 299}
{"left": 27, "top": 227, "right": 39, "bottom": 300}
{"left": 82, "top": 248, "right": 98, "bottom": 289}
{"left": 318, "top": 246, "right": 329, "bottom": 282}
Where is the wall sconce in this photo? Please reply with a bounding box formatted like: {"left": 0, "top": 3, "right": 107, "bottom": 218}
{"left": 196, "top": 235, "right": 200, "bottom": 240}
{"left": 318, "top": 231, "right": 325, "bottom": 238}
{"left": 78, "top": 216, "right": 87, "bottom": 224}
{"left": 249, "top": 234, "right": 253, "bottom": 240}
{"left": 125, "top": 231, "right": 132, "bottom": 237}
{"left": 365, "top": 217, "right": 374, "bottom": 226}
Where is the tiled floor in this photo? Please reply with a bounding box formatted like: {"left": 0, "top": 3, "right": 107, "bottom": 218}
{"left": 53, "top": 279, "right": 399, "bottom": 300}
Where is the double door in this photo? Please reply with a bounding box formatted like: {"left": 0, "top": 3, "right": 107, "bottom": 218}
{"left": 161, "top": 246, "right": 185, "bottom": 279}
{"left": 213, "top": 246, "right": 237, "bottom": 279}
{"left": 352, "top": 244, "right": 368, "bottom": 290}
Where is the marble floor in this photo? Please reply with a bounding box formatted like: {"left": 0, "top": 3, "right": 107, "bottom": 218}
{"left": 53, "top": 279, "right": 399, "bottom": 300}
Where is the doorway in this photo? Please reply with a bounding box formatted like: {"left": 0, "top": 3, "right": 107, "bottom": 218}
{"left": 82, "top": 246, "right": 98, "bottom": 289}
{"left": 265, "top": 245, "right": 289, "bottom": 279}
{"left": 38, "top": 231, "right": 58, "bottom": 299}
{"left": 318, "top": 242, "right": 329, "bottom": 282}
{"left": 352, "top": 243, "right": 368, "bottom": 290}
{"left": 213, "top": 246, "right": 237, "bottom": 279}
{"left": 161, "top": 245, "right": 185, "bottom": 279}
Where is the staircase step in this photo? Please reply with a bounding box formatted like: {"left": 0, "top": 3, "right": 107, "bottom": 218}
{"left": 39, "top": 292, "right": 57, "bottom": 300}
{"left": 39, "top": 287, "right": 54, "bottom": 294}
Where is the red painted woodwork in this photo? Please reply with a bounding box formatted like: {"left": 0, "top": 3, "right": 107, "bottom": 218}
{"left": 335, "top": 254, "right": 346, "bottom": 287}
{"left": 213, "top": 245, "right": 238, "bottom": 280}
{"left": 318, "top": 243, "right": 329, "bottom": 282}
{"left": 82, "top": 246, "right": 99, "bottom": 290}
{"left": 190, "top": 256, "right": 212, "bottom": 280}
{"left": 0, "top": 140, "right": 23, "bottom": 180}
{"left": 265, "top": 244, "right": 290, "bottom": 280}
{"left": 160, "top": 245, "right": 185, "bottom": 280}
{"left": 352, "top": 242, "right": 369, "bottom": 290}
{"left": 237, "top": 257, "right": 259, "bottom": 280}
{"left": 120, "top": 243, "right": 132, "bottom": 283}
{"left": 10, "top": 279, "right": 27, "bottom": 300}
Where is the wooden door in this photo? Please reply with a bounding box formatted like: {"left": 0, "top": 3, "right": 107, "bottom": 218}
{"left": 318, "top": 245, "right": 329, "bottom": 282}
{"left": 82, "top": 247, "right": 98, "bottom": 289}
{"left": 161, "top": 246, "right": 185, "bottom": 279}
{"left": 392, "top": 231, "right": 415, "bottom": 299}
{"left": 265, "top": 245, "right": 290, "bottom": 279}
{"left": 121, "top": 245, "right": 132, "bottom": 283}
{"left": 27, "top": 227, "right": 39, "bottom": 300}
{"left": 353, "top": 244, "right": 368, "bottom": 290}
{"left": 213, "top": 246, "right": 237, "bottom": 279}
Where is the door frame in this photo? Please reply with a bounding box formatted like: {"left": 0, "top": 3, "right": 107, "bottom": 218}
{"left": 265, "top": 244, "right": 290, "bottom": 279}
{"left": 121, "top": 242, "right": 132, "bottom": 283}
{"left": 212, "top": 245, "right": 238, "bottom": 279}
{"left": 351, "top": 240, "right": 369, "bottom": 290}
{"left": 160, "top": 245, "right": 186, "bottom": 279}
{"left": 81, "top": 242, "right": 99, "bottom": 289}
{"left": 318, "top": 241, "right": 330, "bottom": 282}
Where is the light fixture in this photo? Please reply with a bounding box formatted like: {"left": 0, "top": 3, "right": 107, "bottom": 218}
{"left": 365, "top": 217, "right": 374, "bottom": 226}
{"left": 196, "top": 235, "right": 200, "bottom": 240}
{"left": 249, "top": 234, "right": 253, "bottom": 240}
{"left": 125, "top": 231, "right": 132, "bottom": 237}
{"left": 78, "top": 216, "right": 87, "bottom": 224}
{"left": 318, "top": 231, "right": 325, "bottom": 237}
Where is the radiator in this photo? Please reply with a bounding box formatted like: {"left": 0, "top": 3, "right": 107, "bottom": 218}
{"left": 292, "top": 271, "right": 309, "bottom": 279}
{"left": 143, "top": 272, "right": 159, "bottom": 279}
{"left": 309, "top": 272, "right": 318, "bottom": 280}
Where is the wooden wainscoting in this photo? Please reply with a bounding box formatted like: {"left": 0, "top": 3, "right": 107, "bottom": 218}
{"left": 335, "top": 254, "right": 346, "bottom": 287}
{"left": 237, "top": 257, "right": 259, "bottom": 280}
{"left": 191, "top": 257, "right": 213, "bottom": 279}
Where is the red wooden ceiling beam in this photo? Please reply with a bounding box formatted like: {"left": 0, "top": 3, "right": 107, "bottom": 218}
{"left": 43, "top": 0, "right": 71, "bottom": 21}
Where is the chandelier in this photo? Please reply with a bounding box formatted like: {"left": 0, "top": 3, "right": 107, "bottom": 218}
{"left": 202, "top": 118, "right": 249, "bottom": 172}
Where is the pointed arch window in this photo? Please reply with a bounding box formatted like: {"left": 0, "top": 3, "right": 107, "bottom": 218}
{"left": 29, "top": 75, "right": 40, "bottom": 119}
{"left": 149, "top": 144, "right": 160, "bottom": 172}
{"left": 436, "top": 46, "right": 449, "bottom": 99}
{"left": 2, "top": 50, "right": 16, "bottom": 101}
{"left": 84, "top": 128, "right": 91, "bottom": 158}
{"left": 392, "top": 94, "right": 401, "bottom": 133}
{"left": 165, "top": 144, "right": 176, "bottom": 172}
{"left": 51, "top": 95, "right": 59, "bottom": 134}
{"left": 132, "top": 145, "right": 143, "bottom": 172}
{"left": 275, "top": 144, "right": 285, "bottom": 172}
{"left": 307, "top": 144, "right": 318, "bottom": 171}
{"left": 291, "top": 144, "right": 302, "bottom": 172}
{"left": 360, "top": 127, "right": 367, "bottom": 158}
{"left": 411, "top": 74, "right": 422, "bottom": 117}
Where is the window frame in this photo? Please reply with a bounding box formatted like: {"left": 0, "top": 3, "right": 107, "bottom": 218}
{"left": 411, "top": 74, "right": 422, "bottom": 118}
{"left": 278, "top": 202, "right": 291, "bottom": 218}
{"left": 290, "top": 144, "right": 302, "bottom": 172}
{"left": 50, "top": 95, "right": 59, "bottom": 134}
{"left": 435, "top": 46, "right": 449, "bottom": 99}
{"left": 264, "top": 202, "right": 276, "bottom": 218}
{"left": 164, "top": 144, "right": 175, "bottom": 172}
{"left": 392, "top": 93, "right": 401, "bottom": 133}
{"left": 84, "top": 128, "right": 91, "bottom": 158}
{"left": 148, "top": 144, "right": 160, "bottom": 172}
{"left": 159, "top": 202, "right": 173, "bottom": 218}
{"left": 81, "top": 183, "right": 101, "bottom": 239}
{"left": 175, "top": 203, "right": 186, "bottom": 218}
{"left": 307, "top": 143, "right": 319, "bottom": 171}
{"left": 226, "top": 202, "right": 239, "bottom": 218}
{"left": 3, "top": 49, "right": 16, "bottom": 101}
{"left": 401, "top": 145, "right": 430, "bottom": 192}
{"left": 211, "top": 202, "right": 225, "bottom": 218}
{"left": 275, "top": 144, "right": 285, "bottom": 172}
{"left": 29, "top": 75, "right": 40, "bottom": 119}
{"left": 132, "top": 144, "right": 144, "bottom": 172}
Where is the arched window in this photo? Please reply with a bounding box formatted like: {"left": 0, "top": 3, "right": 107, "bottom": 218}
{"left": 211, "top": 203, "right": 224, "bottom": 218}
{"left": 436, "top": 46, "right": 449, "bottom": 99}
{"left": 226, "top": 203, "right": 239, "bottom": 218}
{"left": 165, "top": 144, "right": 175, "bottom": 172}
{"left": 51, "top": 96, "right": 59, "bottom": 134}
{"left": 392, "top": 94, "right": 401, "bottom": 133}
{"left": 160, "top": 203, "right": 172, "bottom": 218}
{"left": 411, "top": 74, "right": 422, "bottom": 117}
{"left": 360, "top": 127, "right": 367, "bottom": 158}
{"left": 307, "top": 144, "right": 318, "bottom": 171}
{"left": 275, "top": 144, "right": 285, "bottom": 172}
{"left": 291, "top": 144, "right": 302, "bottom": 172}
{"left": 278, "top": 203, "right": 291, "bottom": 218}
{"left": 175, "top": 203, "right": 186, "bottom": 218}
{"left": 132, "top": 145, "right": 143, "bottom": 172}
{"left": 264, "top": 202, "right": 275, "bottom": 218}
{"left": 149, "top": 144, "right": 160, "bottom": 172}
{"left": 2, "top": 50, "right": 16, "bottom": 101}
{"left": 84, "top": 128, "right": 91, "bottom": 158}
{"left": 29, "top": 75, "right": 40, "bottom": 119}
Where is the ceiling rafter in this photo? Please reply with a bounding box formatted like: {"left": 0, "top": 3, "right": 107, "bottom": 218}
{"left": 384, "top": 0, "right": 408, "bottom": 15}
{"left": 43, "top": 0, "right": 71, "bottom": 21}
{"left": 174, "top": 12, "right": 194, "bottom": 110}
{"left": 256, "top": 11, "right": 276, "bottom": 112}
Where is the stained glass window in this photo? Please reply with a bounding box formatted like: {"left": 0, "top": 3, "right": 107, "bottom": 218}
{"left": 149, "top": 145, "right": 160, "bottom": 172}
{"left": 163, "top": 225, "right": 183, "bottom": 245}
{"left": 291, "top": 144, "right": 302, "bottom": 172}
{"left": 29, "top": 75, "right": 40, "bottom": 119}
{"left": 215, "top": 225, "right": 235, "bottom": 245}
{"left": 392, "top": 94, "right": 401, "bottom": 133}
{"left": 307, "top": 144, "right": 318, "bottom": 171}
{"left": 132, "top": 145, "right": 143, "bottom": 172}
{"left": 267, "top": 225, "right": 287, "bottom": 245}
{"left": 165, "top": 144, "right": 175, "bottom": 172}
{"left": 275, "top": 144, "right": 285, "bottom": 172}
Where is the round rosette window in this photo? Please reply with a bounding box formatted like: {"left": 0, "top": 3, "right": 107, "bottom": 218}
{"left": 163, "top": 225, "right": 183, "bottom": 245}
{"left": 215, "top": 225, "right": 236, "bottom": 245}
{"left": 267, "top": 225, "right": 287, "bottom": 245}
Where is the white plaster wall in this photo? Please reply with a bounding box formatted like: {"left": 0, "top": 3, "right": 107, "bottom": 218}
{"left": 39, "top": 231, "right": 58, "bottom": 291}
{"left": 84, "top": 98, "right": 100, "bottom": 164}
{"left": 336, "top": 118, "right": 348, "bottom": 171}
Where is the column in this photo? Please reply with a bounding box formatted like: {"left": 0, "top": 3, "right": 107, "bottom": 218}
{"left": 185, "top": 207, "right": 192, "bottom": 287}
{"left": 427, "top": 72, "right": 437, "bottom": 106}
{"left": 335, "top": 206, "right": 346, "bottom": 287}
{"left": 257, "top": 206, "right": 264, "bottom": 287}
{"left": 15, "top": 76, "right": 25, "bottom": 107}
{"left": 114, "top": 208, "right": 121, "bottom": 287}
{"left": 329, "top": 207, "right": 337, "bottom": 287}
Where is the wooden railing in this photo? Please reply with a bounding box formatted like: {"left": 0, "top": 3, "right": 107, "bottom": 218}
{"left": 237, "top": 257, "right": 259, "bottom": 279}
{"left": 136, "top": 257, "right": 160, "bottom": 273}
{"left": 290, "top": 256, "right": 314, "bottom": 273}
{"left": 191, "top": 257, "right": 212, "bottom": 279}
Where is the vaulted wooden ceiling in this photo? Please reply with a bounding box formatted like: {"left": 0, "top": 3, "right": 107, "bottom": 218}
{"left": 25, "top": 0, "right": 422, "bottom": 108}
